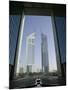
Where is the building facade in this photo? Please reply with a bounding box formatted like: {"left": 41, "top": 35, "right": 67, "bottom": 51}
{"left": 41, "top": 33, "right": 49, "bottom": 73}
{"left": 26, "top": 33, "right": 35, "bottom": 73}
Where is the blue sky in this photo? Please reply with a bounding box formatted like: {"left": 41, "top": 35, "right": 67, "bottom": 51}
{"left": 9, "top": 15, "right": 66, "bottom": 73}
{"left": 19, "top": 15, "right": 57, "bottom": 71}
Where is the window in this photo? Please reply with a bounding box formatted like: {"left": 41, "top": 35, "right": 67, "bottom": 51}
{"left": 14, "top": 14, "right": 62, "bottom": 78}
{"left": 9, "top": 1, "right": 66, "bottom": 88}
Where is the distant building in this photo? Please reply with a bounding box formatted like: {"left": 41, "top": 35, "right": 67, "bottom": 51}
{"left": 26, "top": 65, "right": 32, "bottom": 73}
{"left": 26, "top": 33, "right": 35, "bottom": 72}
{"left": 41, "top": 33, "right": 49, "bottom": 73}
{"left": 19, "top": 66, "right": 24, "bottom": 74}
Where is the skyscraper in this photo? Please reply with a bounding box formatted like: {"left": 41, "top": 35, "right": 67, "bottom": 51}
{"left": 26, "top": 33, "right": 35, "bottom": 73}
{"left": 41, "top": 33, "right": 49, "bottom": 73}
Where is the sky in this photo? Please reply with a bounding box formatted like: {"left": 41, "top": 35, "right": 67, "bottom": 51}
{"left": 9, "top": 15, "right": 66, "bottom": 73}
{"left": 19, "top": 15, "right": 57, "bottom": 72}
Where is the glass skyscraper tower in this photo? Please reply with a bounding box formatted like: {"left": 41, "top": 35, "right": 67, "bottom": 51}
{"left": 41, "top": 33, "right": 49, "bottom": 73}
{"left": 26, "top": 33, "right": 35, "bottom": 73}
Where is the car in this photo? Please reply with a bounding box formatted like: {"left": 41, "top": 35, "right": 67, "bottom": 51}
{"left": 35, "top": 78, "right": 42, "bottom": 86}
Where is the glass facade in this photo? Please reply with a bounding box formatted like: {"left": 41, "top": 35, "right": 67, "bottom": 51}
{"left": 54, "top": 16, "right": 66, "bottom": 76}
{"left": 9, "top": 15, "right": 21, "bottom": 65}
{"left": 54, "top": 16, "right": 66, "bottom": 64}
{"left": 41, "top": 33, "right": 49, "bottom": 73}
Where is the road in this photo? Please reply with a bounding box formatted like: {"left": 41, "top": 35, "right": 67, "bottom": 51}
{"left": 10, "top": 75, "right": 66, "bottom": 89}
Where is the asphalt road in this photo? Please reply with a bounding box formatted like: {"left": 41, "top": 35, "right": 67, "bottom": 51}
{"left": 10, "top": 76, "right": 36, "bottom": 88}
{"left": 10, "top": 76, "right": 66, "bottom": 89}
{"left": 40, "top": 76, "right": 66, "bottom": 86}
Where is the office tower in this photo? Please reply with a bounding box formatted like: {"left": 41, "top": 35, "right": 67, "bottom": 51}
{"left": 26, "top": 33, "right": 35, "bottom": 73}
{"left": 41, "top": 33, "right": 49, "bottom": 73}
{"left": 27, "top": 65, "right": 32, "bottom": 73}
{"left": 19, "top": 66, "right": 24, "bottom": 74}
